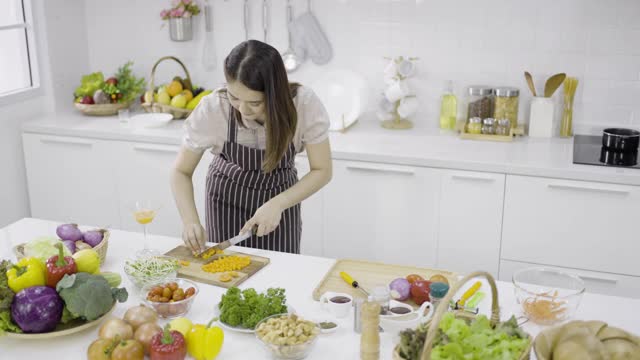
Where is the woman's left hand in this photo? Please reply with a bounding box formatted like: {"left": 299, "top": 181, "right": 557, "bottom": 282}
{"left": 241, "top": 199, "right": 284, "bottom": 237}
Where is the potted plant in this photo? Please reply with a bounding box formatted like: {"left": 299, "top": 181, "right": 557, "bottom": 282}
{"left": 160, "top": 0, "right": 201, "bottom": 42}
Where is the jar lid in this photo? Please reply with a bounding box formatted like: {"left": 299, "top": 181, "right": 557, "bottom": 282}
{"left": 495, "top": 87, "right": 520, "bottom": 97}
{"left": 469, "top": 117, "right": 482, "bottom": 124}
{"left": 498, "top": 118, "right": 511, "bottom": 126}
{"left": 429, "top": 282, "right": 449, "bottom": 298}
{"left": 468, "top": 85, "right": 494, "bottom": 96}
{"left": 483, "top": 117, "right": 496, "bottom": 125}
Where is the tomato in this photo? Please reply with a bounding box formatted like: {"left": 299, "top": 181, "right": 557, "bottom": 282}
{"left": 406, "top": 274, "right": 425, "bottom": 284}
{"left": 411, "top": 280, "right": 431, "bottom": 305}
{"left": 111, "top": 339, "right": 145, "bottom": 360}
{"left": 87, "top": 338, "right": 116, "bottom": 360}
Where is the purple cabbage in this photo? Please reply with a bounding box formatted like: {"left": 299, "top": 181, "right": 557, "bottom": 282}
{"left": 11, "top": 286, "right": 63, "bottom": 333}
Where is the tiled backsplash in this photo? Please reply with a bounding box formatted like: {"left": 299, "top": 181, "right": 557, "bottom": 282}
{"left": 83, "top": 0, "right": 640, "bottom": 132}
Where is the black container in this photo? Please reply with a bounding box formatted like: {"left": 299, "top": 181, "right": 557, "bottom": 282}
{"left": 599, "top": 147, "right": 638, "bottom": 166}
{"left": 602, "top": 128, "right": 640, "bottom": 152}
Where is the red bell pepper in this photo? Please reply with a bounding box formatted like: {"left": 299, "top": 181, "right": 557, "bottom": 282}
{"left": 45, "top": 243, "right": 77, "bottom": 287}
{"left": 150, "top": 324, "right": 187, "bottom": 360}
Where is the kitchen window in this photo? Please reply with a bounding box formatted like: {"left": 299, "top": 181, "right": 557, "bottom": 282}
{"left": 0, "top": 0, "right": 40, "bottom": 102}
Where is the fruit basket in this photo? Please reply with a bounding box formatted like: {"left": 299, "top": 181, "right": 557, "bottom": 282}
{"left": 141, "top": 56, "right": 195, "bottom": 119}
{"left": 74, "top": 102, "right": 132, "bottom": 116}
{"left": 392, "top": 271, "right": 532, "bottom": 360}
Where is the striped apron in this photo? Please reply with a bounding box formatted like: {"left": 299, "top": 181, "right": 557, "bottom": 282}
{"left": 204, "top": 116, "right": 301, "bottom": 253}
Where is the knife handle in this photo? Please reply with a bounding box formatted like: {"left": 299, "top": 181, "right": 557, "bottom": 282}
{"left": 459, "top": 281, "right": 482, "bottom": 306}
{"left": 340, "top": 271, "right": 357, "bottom": 287}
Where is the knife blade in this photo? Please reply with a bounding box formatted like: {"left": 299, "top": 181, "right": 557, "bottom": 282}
{"left": 197, "top": 228, "right": 255, "bottom": 260}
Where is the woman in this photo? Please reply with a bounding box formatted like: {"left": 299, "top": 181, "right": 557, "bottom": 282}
{"left": 171, "top": 40, "right": 332, "bottom": 255}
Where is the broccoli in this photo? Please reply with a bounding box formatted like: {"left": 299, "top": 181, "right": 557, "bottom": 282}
{"left": 56, "top": 273, "right": 128, "bottom": 321}
{"left": 218, "top": 287, "right": 287, "bottom": 330}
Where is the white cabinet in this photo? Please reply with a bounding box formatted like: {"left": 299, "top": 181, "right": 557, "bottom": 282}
{"left": 295, "top": 155, "right": 324, "bottom": 257}
{"left": 114, "top": 142, "right": 182, "bottom": 237}
{"left": 437, "top": 170, "right": 505, "bottom": 276}
{"left": 502, "top": 175, "right": 640, "bottom": 277}
{"left": 323, "top": 160, "right": 441, "bottom": 267}
{"left": 22, "top": 134, "right": 120, "bottom": 228}
{"left": 500, "top": 259, "right": 640, "bottom": 299}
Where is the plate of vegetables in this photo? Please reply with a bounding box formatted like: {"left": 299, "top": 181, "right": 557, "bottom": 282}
{"left": 213, "top": 287, "right": 294, "bottom": 334}
{"left": 0, "top": 246, "right": 128, "bottom": 339}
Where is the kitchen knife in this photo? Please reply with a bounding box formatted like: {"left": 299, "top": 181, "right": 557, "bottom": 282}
{"left": 340, "top": 271, "right": 370, "bottom": 297}
{"left": 197, "top": 228, "right": 254, "bottom": 259}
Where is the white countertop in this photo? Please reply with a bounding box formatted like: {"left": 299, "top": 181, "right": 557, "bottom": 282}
{"left": 22, "top": 111, "right": 640, "bottom": 186}
{"left": 2, "top": 218, "right": 640, "bottom": 360}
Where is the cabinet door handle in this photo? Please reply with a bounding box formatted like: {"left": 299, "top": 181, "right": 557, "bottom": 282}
{"left": 133, "top": 144, "right": 180, "bottom": 154}
{"left": 346, "top": 164, "right": 415, "bottom": 176}
{"left": 451, "top": 174, "right": 495, "bottom": 182}
{"left": 40, "top": 137, "right": 93, "bottom": 147}
{"left": 578, "top": 275, "right": 619, "bottom": 284}
{"left": 548, "top": 183, "right": 630, "bottom": 195}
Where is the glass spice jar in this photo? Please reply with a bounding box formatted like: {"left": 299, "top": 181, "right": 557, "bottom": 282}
{"left": 467, "top": 117, "right": 483, "bottom": 134}
{"left": 495, "top": 118, "right": 511, "bottom": 136}
{"left": 465, "top": 85, "right": 494, "bottom": 121}
{"left": 493, "top": 87, "right": 519, "bottom": 128}
{"left": 482, "top": 118, "right": 496, "bottom": 135}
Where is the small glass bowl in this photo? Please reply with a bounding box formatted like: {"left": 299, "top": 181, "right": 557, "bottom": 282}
{"left": 513, "top": 267, "right": 585, "bottom": 325}
{"left": 123, "top": 255, "right": 179, "bottom": 290}
{"left": 141, "top": 278, "right": 199, "bottom": 319}
{"left": 255, "top": 313, "right": 320, "bottom": 360}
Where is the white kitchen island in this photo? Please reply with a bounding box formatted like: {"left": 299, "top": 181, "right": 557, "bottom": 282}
{"left": 2, "top": 218, "right": 639, "bottom": 360}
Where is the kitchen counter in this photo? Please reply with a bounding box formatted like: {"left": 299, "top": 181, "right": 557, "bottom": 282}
{"left": 23, "top": 111, "right": 640, "bottom": 186}
{"left": 2, "top": 218, "right": 640, "bottom": 359}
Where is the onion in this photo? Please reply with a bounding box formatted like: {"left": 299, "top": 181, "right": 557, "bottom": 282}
{"left": 83, "top": 229, "right": 105, "bottom": 247}
{"left": 134, "top": 322, "right": 162, "bottom": 355}
{"left": 123, "top": 304, "right": 158, "bottom": 331}
{"left": 62, "top": 240, "right": 76, "bottom": 253}
{"left": 99, "top": 318, "right": 133, "bottom": 340}
{"left": 76, "top": 241, "right": 92, "bottom": 251}
{"left": 389, "top": 278, "right": 411, "bottom": 301}
{"left": 56, "top": 223, "right": 83, "bottom": 242}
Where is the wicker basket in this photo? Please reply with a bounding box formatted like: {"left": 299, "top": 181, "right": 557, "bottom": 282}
{"left": 392, "top": 271, "right": 532, "bottom": 360}
{"left": 13, "top": 230, "right": 110, "bottom": 265}
{"left": 141, "top": 56, "right": 193, "bottom": 119}
{"left": 74, "top": 102, "right": 132, "bottom": 116}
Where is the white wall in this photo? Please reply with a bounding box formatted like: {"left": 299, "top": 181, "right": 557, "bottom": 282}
{"left": 83, "top": 0, "right": 640, "bottom": 132}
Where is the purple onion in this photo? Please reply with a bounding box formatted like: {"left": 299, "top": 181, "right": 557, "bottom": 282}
{"left": 389, "top": 278, "right": 412, "bottom": 301}
{"left": 62, "top": 240, "right": 76, "bottom": 253}
{"left": 56, "top": 224, "right": 83, "bottom": 242}
{"left": 82, "top": 230, "right": 105, "bottom": 247}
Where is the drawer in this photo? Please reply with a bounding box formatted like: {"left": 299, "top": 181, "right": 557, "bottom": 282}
{"left": 499, "top": 259, "right": 640, "bottom": 299}
{"left": 501, "top": 175, "right": 640, "bottom": 276}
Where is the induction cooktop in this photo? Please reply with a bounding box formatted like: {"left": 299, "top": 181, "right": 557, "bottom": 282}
{"left": 573, "top": 135, "right": 640, "bottom": 169}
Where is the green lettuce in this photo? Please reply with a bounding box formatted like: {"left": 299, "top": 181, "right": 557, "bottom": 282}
{"left": 74, "top": 72, "right": 105, "bottom": 97}
{"left": 24, "top": 236, "right": 71, "bottom": 263}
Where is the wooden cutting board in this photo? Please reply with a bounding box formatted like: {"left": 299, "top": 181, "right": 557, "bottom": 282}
{"left": 312, "top": 259, "right": 458, "bottom": 308}
{"left": 164, "top": 245, "right": 270, "bottom": 288}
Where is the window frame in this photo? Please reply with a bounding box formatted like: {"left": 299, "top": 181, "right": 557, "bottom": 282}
{"left": 0, "top": 0, "right": 42, "bottom": 106}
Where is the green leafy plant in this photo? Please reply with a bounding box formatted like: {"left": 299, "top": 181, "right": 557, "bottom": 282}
{"left": 218, "top": 287, "right": 287, "bottom": 329}
{"left": 114, "top": 61, "right": 146, "bottom": 103}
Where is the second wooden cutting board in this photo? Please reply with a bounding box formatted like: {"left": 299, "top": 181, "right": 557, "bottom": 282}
{"left": 164, "top": 245, "right": 270, "bottom": 288}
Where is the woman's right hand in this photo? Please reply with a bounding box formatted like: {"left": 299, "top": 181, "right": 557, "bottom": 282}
{"left": 183, "top": 223, "right": 206, "bottom": 255}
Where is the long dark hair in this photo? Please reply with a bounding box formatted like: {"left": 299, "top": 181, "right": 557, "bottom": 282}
{"left": 221, "top": 40, "right": 299, "bottom": 173}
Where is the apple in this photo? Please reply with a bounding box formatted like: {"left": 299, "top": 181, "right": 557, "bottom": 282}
{"left": 170, "top": 94, "right": 187, "bottom": 108}
{"left": 157, "top": 92, "right": 171, "bottom": 105}
{"left": 106, "top": 77, "right": 118, "bottom": 86}
{"left": 80, "top": 95, "right": 94, "bottom": 105}
{"left": 410, "top": 280, "right": 431, "bottom": 305}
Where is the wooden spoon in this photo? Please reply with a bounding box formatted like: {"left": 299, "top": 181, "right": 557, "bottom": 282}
{"left": 544, "top": 73, "right": 567, "bottom": 98}
{"left": 524, "top": 71, "right": 537, "bottom": 97}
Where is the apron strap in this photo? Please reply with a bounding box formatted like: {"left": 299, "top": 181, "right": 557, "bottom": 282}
{"left": 227, "top": 112, "right": 238, "bottom": 143}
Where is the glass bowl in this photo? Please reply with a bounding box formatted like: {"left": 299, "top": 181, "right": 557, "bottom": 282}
{"left": 255, "top": 313, "right": 320, "bottom": 360}
{"left": 123, "top": 255, "right": 179, "bottom": 290}
{"left": 141, "top": 278, "right": 199, "bottom": 319}
{"left": 513, "top": 267, "right": 585, "bottom": 325}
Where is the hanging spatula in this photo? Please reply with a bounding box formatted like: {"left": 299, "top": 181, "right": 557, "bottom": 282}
{"left": 544, "top": 73, "right": 566, "bottom": 98}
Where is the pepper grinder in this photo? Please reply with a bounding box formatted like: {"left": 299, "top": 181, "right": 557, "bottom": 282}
{"left": 360, "top": 298, "right": 380, "bottom": 360}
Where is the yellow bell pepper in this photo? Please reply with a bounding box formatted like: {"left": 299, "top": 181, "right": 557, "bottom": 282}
{"left": 6, "top": 257, "right": 46, "bottom": 293}
{"left": 187, "top": 318, "right": 224, "bottom": 360}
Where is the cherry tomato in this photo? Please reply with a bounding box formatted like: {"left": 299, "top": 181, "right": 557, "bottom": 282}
{"left": 406, "top": 274, "right": 425, "bottom": 284}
